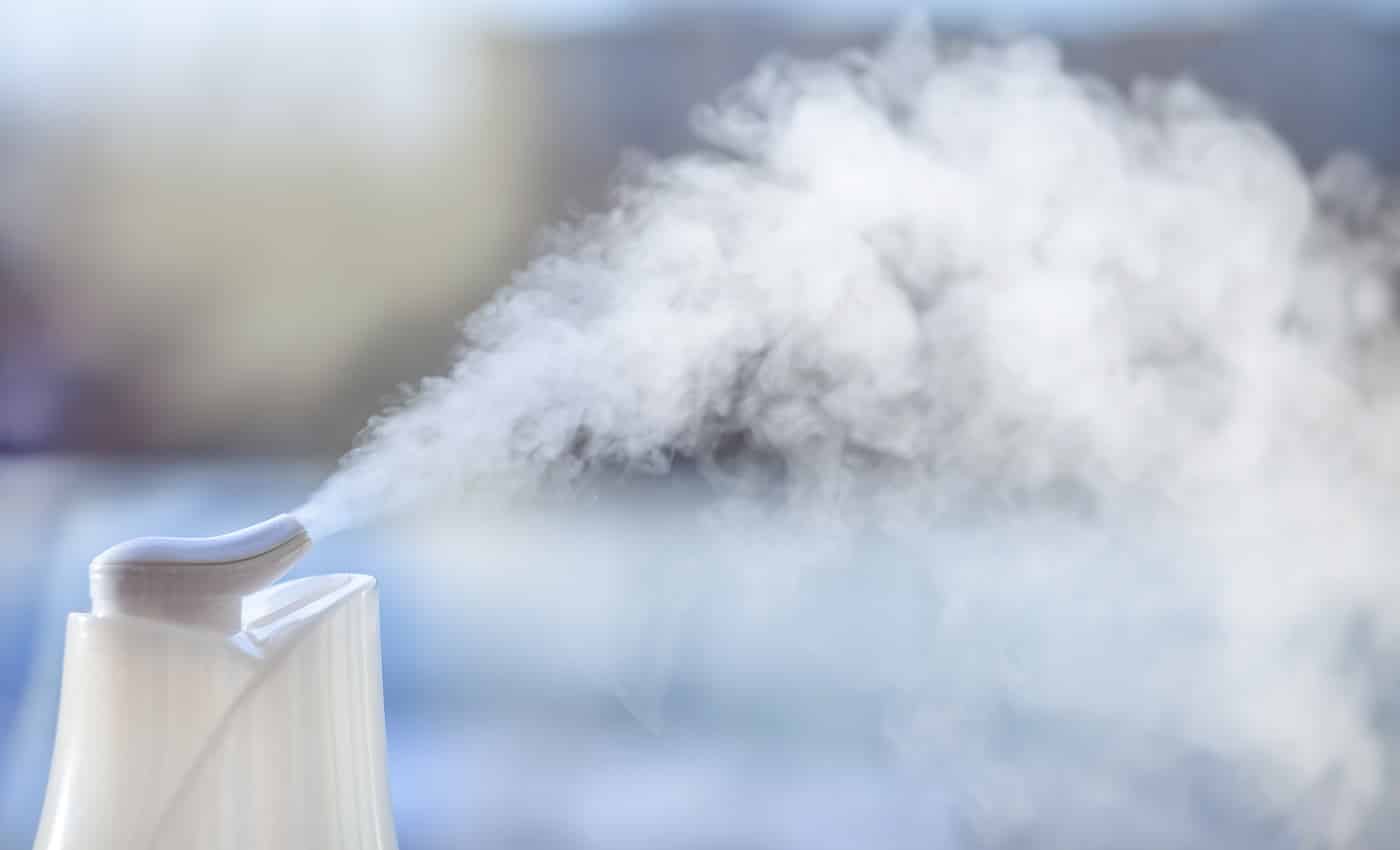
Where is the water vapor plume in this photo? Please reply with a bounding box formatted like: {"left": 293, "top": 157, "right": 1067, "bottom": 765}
{"left": 298, "top": 27, "right": 1400, "bottom": 537}
{"left": 297, "top": 24, "right": 1400, "bottom": 848}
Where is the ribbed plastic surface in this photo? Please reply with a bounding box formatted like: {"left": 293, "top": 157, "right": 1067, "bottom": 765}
{"left": 33, "top": 575, "right": 398, "bottom": 850}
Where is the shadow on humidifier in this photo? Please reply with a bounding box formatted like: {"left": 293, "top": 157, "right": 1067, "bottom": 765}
{"left": 32, "top": 514, "right": 399, "bottom": 850}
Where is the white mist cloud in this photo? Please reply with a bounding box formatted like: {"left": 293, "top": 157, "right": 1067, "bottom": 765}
{"left": 299, "top": 26, "right": 1400, "bottom": 847}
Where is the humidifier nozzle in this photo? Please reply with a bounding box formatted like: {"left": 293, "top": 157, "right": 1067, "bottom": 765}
{"left": 89, "top": 513, "right": 311, "bottom": 631}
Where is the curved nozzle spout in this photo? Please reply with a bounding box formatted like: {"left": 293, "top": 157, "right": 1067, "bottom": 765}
{"left": 89, "top": 514, "right": 311, "bottom": 631}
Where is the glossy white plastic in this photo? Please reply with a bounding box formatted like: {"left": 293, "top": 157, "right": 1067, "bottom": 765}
{"left": 32, "top": 518, "right": 398, "bottom": 850}
{"left": 88, "top": 514, "right": 311, "bottom": 632}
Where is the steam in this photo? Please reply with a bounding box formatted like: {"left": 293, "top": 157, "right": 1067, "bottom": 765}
{"left": 298, "top": 26, "right": 1400, "bottom": 847}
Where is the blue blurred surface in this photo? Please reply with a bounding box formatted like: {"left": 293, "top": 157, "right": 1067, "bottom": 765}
{"left": 0, "top": 456, "right": 957, "bottom": 850}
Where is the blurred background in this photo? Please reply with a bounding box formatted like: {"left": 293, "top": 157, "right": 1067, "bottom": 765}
{"left": 2, "top": 1, "right": 1399, "bottom": 848}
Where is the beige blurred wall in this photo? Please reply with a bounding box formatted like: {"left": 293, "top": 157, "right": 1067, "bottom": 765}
{"left": 10, "top": 29, "right": 547, "bottom": 452}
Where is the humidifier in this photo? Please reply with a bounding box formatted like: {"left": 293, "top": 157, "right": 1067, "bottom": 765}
{"left": 32, "top": 514, "right": 399, "bottom": 850}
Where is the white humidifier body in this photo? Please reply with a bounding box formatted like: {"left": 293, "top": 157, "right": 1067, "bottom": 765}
{"left": 32, "top": 516, "right": 399, "bottom": 850}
